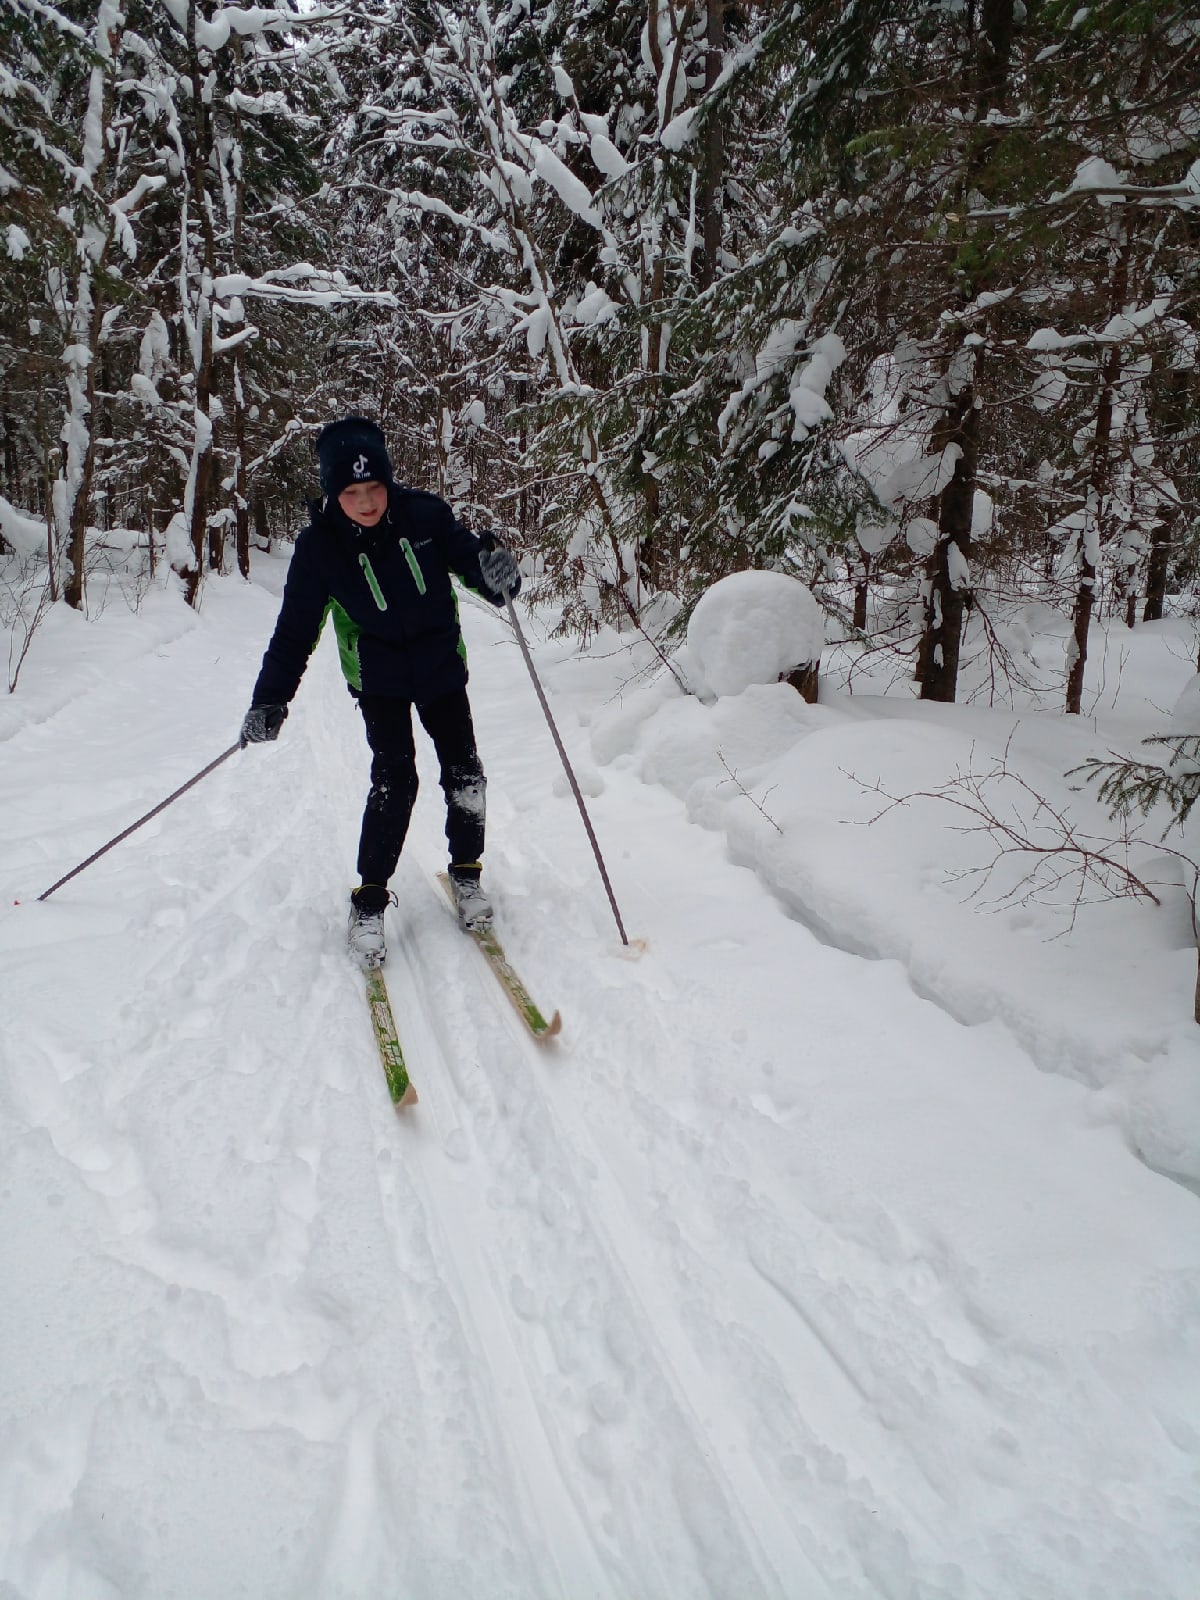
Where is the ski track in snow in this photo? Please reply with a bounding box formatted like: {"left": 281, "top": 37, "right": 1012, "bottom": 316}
{"left": 1, "top": 576, "right": 1198, "bottom": 1599}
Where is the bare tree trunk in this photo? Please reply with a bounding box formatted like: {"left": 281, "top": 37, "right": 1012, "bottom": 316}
{"left": 645, "top": 250, "right": 667, "bottom": 379}
{"left": 853, "top": 550, "right": 871, "bottom": 633}
{"left": 182, "top": 3, "right": 219, "bottom": 608}
{"left": 185, "top": 399, "right": 215, "bottom": 604}
{"left": 638, "top": 4, "right": 705, "bottom": 596}
{"left": 918, "top": 361, "right": 979, "bottom": 703}
{"left": 58, "top": 3, "right": 123, "bottom": 609}
{"left": 516, "top": 374, "right": 529, "bottom": 544}
{"left": 1064, "top": 509, "right": 1101, "bottom": 715}
{"left": 647, "top": 0, "right": 664, "bottom": 80}
{"left": 1066, "top": 245, "right": 1128, "bottom": 713}
{"left": 1143, "top": 516, "right": 1174, "bottom": 622}
{"left": 697, "top": 0, "right": 725, "bottom": 292}
{"left": 1, "top": 406, "right": 17, "bottom": 499}
{"left": 183, "top": 311, "right": 216, "bottom": 604}
{"left": 37, "top": 391, "right": 57, "bottom": 601}
{"left": 637, "top": 246, "right": 669, "bottom": 594}
{"left": 977, "top": 0, "right": 1016, "bottom": 110}
{"left": 785, "top": 662, "right": 820, "bottom": 704}
{"left": 913, "top": 0, "right": 1008, "bottom": 692}
{"left": 146, "top": 486, "right": 156, "bottom": 581}
{"left": 61, "top": 271, "right": 101, "bottom": 611}
{"left": 234, "top": 356, "right": 250, "bottom": 580}
{"left": 637, "top": 466, "right": 662, "bottom": 592}
{"left": 253, "top": 492, "right": 270, "bottom": 553}
{"left": 230, "top": 36, "right": 251, "bottom": 582}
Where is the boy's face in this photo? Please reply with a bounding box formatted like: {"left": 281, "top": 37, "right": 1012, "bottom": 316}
{"left": 338, "top": 480, "right": 388, "bottom": 526}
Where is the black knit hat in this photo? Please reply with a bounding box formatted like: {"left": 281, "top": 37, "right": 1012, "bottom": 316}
{"left": 315, "top": 416, "right": 395, "bottom": 499}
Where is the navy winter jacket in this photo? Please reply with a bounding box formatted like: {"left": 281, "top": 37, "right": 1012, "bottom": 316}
{"left": 251, "top": 485, "right": 508, "bottom": 708}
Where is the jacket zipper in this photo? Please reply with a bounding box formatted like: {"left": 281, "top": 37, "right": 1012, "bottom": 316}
{"left": 358, "top": 552, "right": 388, "bottom": 611}
{"left": 399, "top": 538, "right": 427, "bottom": 595}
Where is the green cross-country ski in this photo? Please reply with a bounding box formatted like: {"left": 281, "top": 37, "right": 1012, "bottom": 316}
{"left": 364, "top": 966, "right": 418, "bottom": 1107}
{"left": 437, "top": 874, "right": 562, "bottom": 1040}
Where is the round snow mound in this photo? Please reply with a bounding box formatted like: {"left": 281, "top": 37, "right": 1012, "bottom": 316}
{"left": 686, "top": 570, "right": 824, "bottom": 699}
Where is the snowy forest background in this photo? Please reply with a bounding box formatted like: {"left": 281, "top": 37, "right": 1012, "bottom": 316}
{"left": 4, "top": 13, "right": 1200, "bottom": 1590}
{"left": 1, "top": 0, "right": 1197, "bottom": 716}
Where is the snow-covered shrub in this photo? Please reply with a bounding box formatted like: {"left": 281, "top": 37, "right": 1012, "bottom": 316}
{"left": 682, "top": 570, "right": 824, "bottom": 701}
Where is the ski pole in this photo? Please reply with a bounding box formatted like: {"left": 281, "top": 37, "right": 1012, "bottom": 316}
{"left": 483, "top": 541, "right": 629, "bottom": 947}
{"left": 37, "top": 743, "right": 241, "bottom": 902}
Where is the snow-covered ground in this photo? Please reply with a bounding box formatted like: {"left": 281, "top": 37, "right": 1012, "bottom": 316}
{"left": 2, "top": 563, "right": 1198, "bottom": 1599}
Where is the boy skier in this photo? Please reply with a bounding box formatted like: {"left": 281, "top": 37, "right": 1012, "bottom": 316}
{"left": 239, "top": 415, "right": 520, "bottom": 968}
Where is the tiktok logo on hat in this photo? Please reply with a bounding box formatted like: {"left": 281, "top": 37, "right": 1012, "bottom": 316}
{"left": 316, "top": 417, "right": 396, "bottom": 498}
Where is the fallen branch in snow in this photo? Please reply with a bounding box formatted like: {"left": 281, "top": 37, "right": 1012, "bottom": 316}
{"left": 610, "top": 581, "right": 693, "bottom": 695}
{"left": 717, "top": 755, "right": 783, "bottom": 835}
{"left": 851, "top": 751, "right": 1187, "bottom": 933}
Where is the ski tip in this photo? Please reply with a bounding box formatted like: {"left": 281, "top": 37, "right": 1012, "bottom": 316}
{"left": 395, "top": 1083, "right": 419, "bottom": 1109}
{"left": 542, "top": 1009, "right": 563, "bottom": 1039}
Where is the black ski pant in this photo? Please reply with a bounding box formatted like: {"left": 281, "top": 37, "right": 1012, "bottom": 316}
{"left": 355, "top": 688, "right": 486, "bottom": 887}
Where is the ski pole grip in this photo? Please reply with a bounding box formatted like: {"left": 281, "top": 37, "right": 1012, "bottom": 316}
{"left": 478, "top": 529, "right": 516, "bottom": 602}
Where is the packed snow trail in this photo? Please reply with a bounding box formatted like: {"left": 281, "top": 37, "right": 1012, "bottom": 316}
{"left": 1, "top": 572, "right": 1197, "bottom": 1599}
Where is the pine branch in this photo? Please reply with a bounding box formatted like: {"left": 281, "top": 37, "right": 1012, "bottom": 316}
{"left": 1072, "top": 735, "right": 1200, "bottom": 832}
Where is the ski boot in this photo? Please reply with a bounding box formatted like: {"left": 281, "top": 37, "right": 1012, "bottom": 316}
{"left": 347, "top": 883, "right": 394, "bottom": 969}
{"left": 447, "top": 862, "right": 493, "bottom": 931}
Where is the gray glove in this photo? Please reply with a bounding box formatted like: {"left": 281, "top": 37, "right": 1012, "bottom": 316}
{"left": 240, "top": 704, "right": 287, "bottom": 745}
{"left": 478, "top": 544, "right": 520, "bottom": 598}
